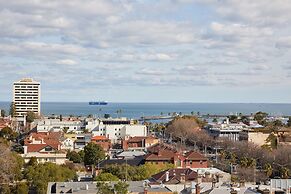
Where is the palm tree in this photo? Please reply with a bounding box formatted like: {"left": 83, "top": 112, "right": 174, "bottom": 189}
{"left": 280, "top": 167, "right": 290, "bottom": 178}
{"left": 264, "top": 163, "right": 273, "bottom": 177}
{"left": 240, "top": 157, "right": 249, "bottom": 168}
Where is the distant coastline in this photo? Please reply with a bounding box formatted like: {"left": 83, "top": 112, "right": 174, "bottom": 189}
{"left": 1, "top": 101, "right": 291, "bottom": 118}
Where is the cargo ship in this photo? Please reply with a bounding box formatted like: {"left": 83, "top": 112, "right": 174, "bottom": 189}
{"left": 89, "top": 101, "right": 108, "bottom": 105}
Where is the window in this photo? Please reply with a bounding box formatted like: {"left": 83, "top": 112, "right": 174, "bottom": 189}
{"left": 45, "top": 146, "right": 53, "bottom": 152}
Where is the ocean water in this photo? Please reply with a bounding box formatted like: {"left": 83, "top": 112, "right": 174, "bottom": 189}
{"left": 1, "top": 102, "right": 291, "bottom": 119}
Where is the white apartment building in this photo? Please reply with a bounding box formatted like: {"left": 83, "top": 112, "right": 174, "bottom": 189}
{"left": 13, "top": 78, "right": 41, "bottom": 117}
{"left": 36, "top": 119, "right": 84, "bottom": 132}
{"left": 206, "top": 118, "right": 248, "bottom": 141}
{"left": 86, "top": 118, "right": 147, "bottom": 143}
{"left": 36, "top": 117, "right": 147, "bottom": 143}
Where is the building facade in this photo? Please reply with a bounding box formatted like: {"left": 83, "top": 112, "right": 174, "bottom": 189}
{"left": 13, "top": 78, "right": 41, "bottom": 117}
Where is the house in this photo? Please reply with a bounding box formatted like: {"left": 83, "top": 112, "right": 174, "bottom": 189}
{"left": 22, "top": 132, "right": 67, "bottom": 164}
{"left": 74, "top": 133, "right": 92, "bottom": 150}
{"left": 149, "top": 168, "right": 198, "bottom": 184}
{"left": 145, "top": 144, "right": 208, "bottom": 168}
{"left": 184, "top": 151, "right": 208, "bottom": 168}
{"left": 91, "top": 135, "right": 111, "bottom": 151}
{"left": 144, "top": 148, "right": 185, "bottom": 168}
{"left": 60, "top": 137, "right": 74, "bottom": 151}
{"left": 122, "top": 136, "right": 159, "bottom": 151}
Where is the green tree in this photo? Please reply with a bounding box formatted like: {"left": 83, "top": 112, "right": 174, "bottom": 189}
{"left": 254, "top": 111, "right": 268, "bottom": 125}
{"left": 26, "top": 111, "right": 36, "bottom": 123}
{"left": 24, "top": 162, "right": 76, "bottom": 194}
{"left": 84, "top": 143, "right": 105, "bottom": 165}
{"left": 95, "top": 173, "right": 119, "bottom": 181}
{"left": 212, "top": 118, "right": 218, "bottom": 123}
{"left": 27, "top": 157, "right": 38, "bottom": 166}
{"left": 9, "top": 102, "right": 16, "bottom": 117}
{"left": 114, "top": 181, "right": 129, "bottom": 194}
{"left": 228, "top": 115, "right": 238, "bottom": 123}
{"left": 0, "top": 126, "right": 17, "bottom": 140}
{"left": 280, "top": 167, "right": 290, "bottom": 178}
{"left": 264, "top": 163, "right": 273, "bottom": 177}
{"left": 67, "top": 151, "right": 82, "bottom": 163}
{"left": 13, "top": 182, "right": 29, "bottom": 194}
{"left": 96, "top": 182, "right": 114, "bottom": 194}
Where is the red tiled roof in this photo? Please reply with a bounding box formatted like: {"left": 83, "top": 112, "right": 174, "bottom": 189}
{"left": 184, "top": 151, "right": 207, "bottom": 161}
{"left": 24, "top": 132, "right": 61, "bottom": 153}
{"left": 91, "top": 136, "right": 109, "bottom": 141}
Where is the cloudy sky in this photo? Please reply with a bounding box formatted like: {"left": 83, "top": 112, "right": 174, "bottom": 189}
{"left": 0, "top": 0, "right": 291, "bottom": 103}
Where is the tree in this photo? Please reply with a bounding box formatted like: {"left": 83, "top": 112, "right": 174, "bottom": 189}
{"left": 264, "top": 163, "right": 273, "bottom": 177}
{"left": 9, "top": 102, "right": 16, "bottom": 117}
{"left": 26, "top": 111, "right": 36, "bottom": 123}
{"left": 96, "top": 182, "right": 114, "bottom": 194}
{"left": 228, "top": 115, "right": 238, "bottom": 123}
{"left": 84, "top": 143, "right": 105, "bottom": 165}
{"left": 95, "top": 173, "right": 119, "bottom": 181}
{"left": 254, "top": 111, "right": 268, "bottom": 125}
{"left": 212, "top": 118, "right": 218, "bottom": 123}
{"left": 0, "top": 126, "right": 17, "bottom": 140}
{"left": 113, "top": 181, "right": 129, "bottom": 194}
{"left": 24, "top": 162, "right": 76, "bottom": 193}
{"left": 27, "top": 157, "right": 38, "bottom": 166}
{"left": 166, "top": 116, "right": 203, "bottom": 142}
{"left": 67, "top": 151, "right": 82, "bottom": 163}
{"left": 13, "top": 182, "right": 29, "bottom": 194}
{"left": 0, "top": 139, "right": 24, "bottom": 184}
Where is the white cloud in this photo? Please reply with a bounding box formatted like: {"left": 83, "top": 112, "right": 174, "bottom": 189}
{"left": 56, "top": 59, "right": 77, "bottom": 65}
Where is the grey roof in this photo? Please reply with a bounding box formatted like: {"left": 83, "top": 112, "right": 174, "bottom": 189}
{"left": 47, "top": 181, "right": 171, "bottom": 194}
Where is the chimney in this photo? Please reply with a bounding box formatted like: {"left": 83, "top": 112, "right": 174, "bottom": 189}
{"left": 180, "top": 173, "right": 186, "bottom": 183}
{"left": 165, "top": 171, "right": 169, "bottom": 182}
{"left": 195, "top": 183, "right": 201, "bottom": 194}
{"left": 23, "top": 146, "right": 28, "bottom": 154}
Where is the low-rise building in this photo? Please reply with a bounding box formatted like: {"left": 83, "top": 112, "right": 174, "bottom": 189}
{"left": 184, "top": 151, "right": 208, "bottom": 168}
{"left": 36, "top": 118, "right": 84, "bottom": 132}
{"left": 206, "top": 119, "right": 247, "bottom": 141}
{"left": 74, "top": 133, "right": 92, "bottom": 150}
{"left": 22, "top": 132, "right": 67, "bottom": 164}
{"left": 145, "top": 144, "right": 208, "bottom": 168}
{"left": 91, "top": 135, "right": 111, "bottom": 151}
{"left": 149, "top": 168, "right": 198, "bottom": 184}
{"left": 239, "top": 129, "right": 270, "bottom": 146}
{"left": 122, "top": 136, "right": 159, "bottom": 151}
{"left": 36, "top": 117, "right": 147, "bottom": 144}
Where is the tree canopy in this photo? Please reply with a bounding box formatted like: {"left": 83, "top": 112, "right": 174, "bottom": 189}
{"left": 166, "top": 116, "right": 204, "bottom": 140}
{"left": 95, "top": 172, "right": 119, "bottom": 181}
{"left": 96, "top": 181, "right": 129, "bottom": 194}
{"left": 24, "top": 162, "right": 76, "bottom": 194}
{"left": 84, "top": 143, "right": 106, "bottom": 165}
